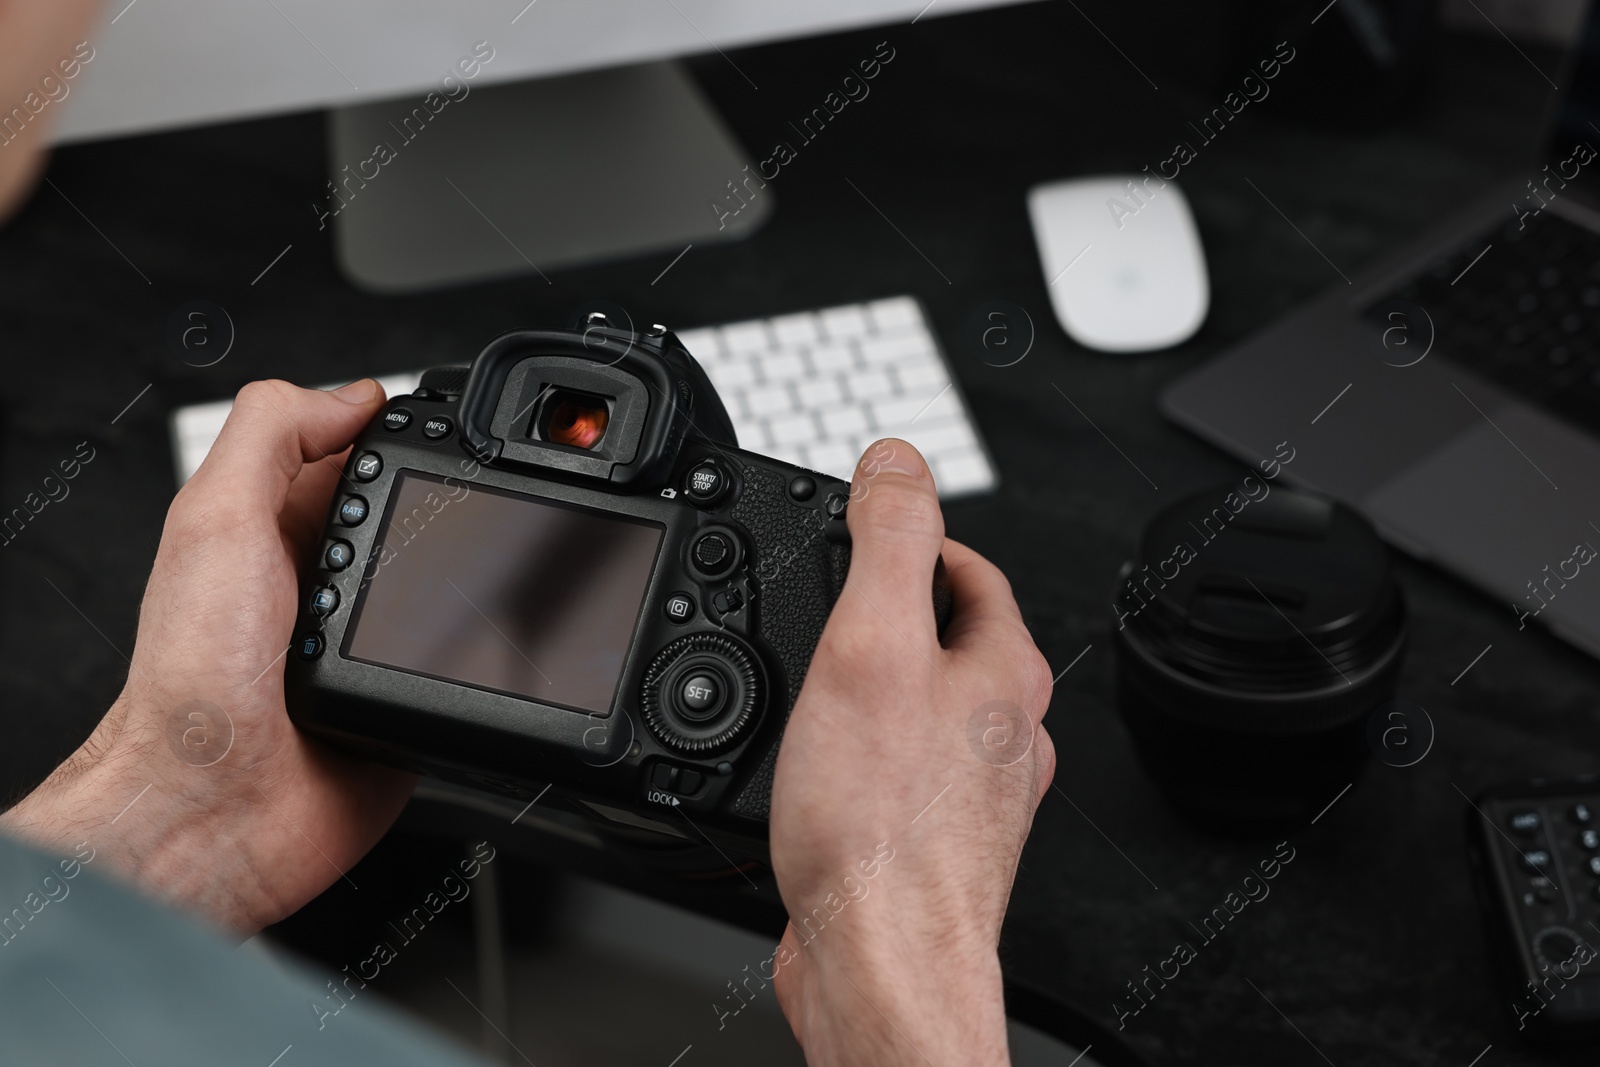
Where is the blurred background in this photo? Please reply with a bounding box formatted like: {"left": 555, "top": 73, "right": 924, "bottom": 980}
{"left": 5, "top": 0, "right": 1600, "bottom": 1063}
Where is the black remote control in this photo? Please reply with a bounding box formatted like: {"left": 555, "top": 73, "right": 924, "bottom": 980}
{"left": 1468, "top": 776, "right": 1600, "bottom": 1042}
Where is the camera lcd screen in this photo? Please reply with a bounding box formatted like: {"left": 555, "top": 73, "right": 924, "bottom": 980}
{"left": 344, "top": 471, "right": 663, "bottom": 714}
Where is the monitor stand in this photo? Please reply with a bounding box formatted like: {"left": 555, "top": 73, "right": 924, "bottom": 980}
{"left": 328, "top": 61, "right": 773, "bottom": 293}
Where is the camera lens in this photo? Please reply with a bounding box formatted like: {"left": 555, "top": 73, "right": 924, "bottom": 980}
{"left": 543, "top": 391, "right": 610, "bottom": 450}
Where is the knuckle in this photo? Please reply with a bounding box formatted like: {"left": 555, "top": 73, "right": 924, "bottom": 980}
{"left": 1031, "top": 726, "right": 1057, "bottom": 785}
{"left": 233, "top": 378, "right": 292, "bottom": 412}
{"left": 164, "top": 484, "right": 256, "bottom": 549}
{"left": 987, "top": 559, "right": 1018, "bottom": 602}
{"left": 815, "top": 623, "right": 885, "bottom": 679}
{"left": 1024, "top": 649, "right": 1054, "bottom": 708}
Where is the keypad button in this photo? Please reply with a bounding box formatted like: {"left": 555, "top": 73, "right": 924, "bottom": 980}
{"left": 296, "top": 632, "right": 324, "bottom": 660}
{"left": 309, "top": 586, "right": 340, "bottom": 617}
{"left": 383, "top": 408, "right": 413, "bottom": 432}
{"left": 352, "top": 452, "right": 382, "bottom": 482}
{"left": 325, "top": 541, "right": 355, "bottom": 572}
{"left": 1572, "top": 802, "right": 1593, "bottom": 824}
{"left": 664, "top": 593, "right": 696, "bottom": 624}
{"left": 1588, "top": 855, "right": 1600, "bottom": 877}
{"left": 1509, "top": 811, "right": 1543, "bottom": 836}
{"left": 1582, "top": 829, "right": 1600, "bottom": 851}
{"left": 1522, "top": 849, "right": 1554, "bottom": 874}
{"left": 338, "top": 496, "right": 369, "bottom": 526}
{"left": 422, "top": 415, "right": 454, "bottom": 440}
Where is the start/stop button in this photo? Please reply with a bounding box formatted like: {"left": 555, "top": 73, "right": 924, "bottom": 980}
{"left": 684, "top": 461, "right": 728, "bottom": 505}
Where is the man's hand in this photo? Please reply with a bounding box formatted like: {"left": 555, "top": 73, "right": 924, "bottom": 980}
{"left": 769, "top": 440, "right": 1055, "bottom": 1067}
{"left": 0, "top": 380, "right": 415, "bottom": 935}
{"left": 0, "top": 2, "right": 104, "bottom": 224}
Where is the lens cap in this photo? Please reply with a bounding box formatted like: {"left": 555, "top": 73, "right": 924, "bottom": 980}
{"left": 1122, "top": 486, "right": 1401, "bottom": 697}
{"left": 1112, "top": 484, "right": 1409, "bottom": 832}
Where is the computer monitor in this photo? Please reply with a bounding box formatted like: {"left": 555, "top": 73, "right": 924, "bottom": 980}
{"left": 55, "top": 0, "right": 1012, "bottom": 290}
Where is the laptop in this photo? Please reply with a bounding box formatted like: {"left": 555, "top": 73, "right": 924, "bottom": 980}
{"left": 1162, "top": 6, "right": 1600, "bottom": 660}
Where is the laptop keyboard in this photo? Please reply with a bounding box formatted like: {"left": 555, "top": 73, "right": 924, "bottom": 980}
{"left": 1371, "top": 211, "right": 1600, "bottom": 427}
{"left": 170, "top": 297, "right": 997, "bottom": 497}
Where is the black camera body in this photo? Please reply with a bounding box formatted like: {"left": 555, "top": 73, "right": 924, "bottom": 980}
{"left": 287, "top": 322, "right": 924, "bottom": 854}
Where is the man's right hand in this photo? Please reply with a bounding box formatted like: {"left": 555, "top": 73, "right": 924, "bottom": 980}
{"left": 769, "top": 438, "right": 1055, "bottom": 1067}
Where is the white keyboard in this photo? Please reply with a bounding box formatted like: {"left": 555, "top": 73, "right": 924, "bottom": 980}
{"left": 170, "top": 297, "right": 997, "bottom": 497}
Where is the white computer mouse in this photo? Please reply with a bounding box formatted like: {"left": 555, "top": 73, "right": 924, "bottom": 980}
{"left": 1027, "top": 175, "right": 1209, "bottom": 353}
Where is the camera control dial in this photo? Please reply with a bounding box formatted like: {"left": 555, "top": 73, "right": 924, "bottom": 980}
{"left": 641, "top": 633, "right": 760, "bottom": 754}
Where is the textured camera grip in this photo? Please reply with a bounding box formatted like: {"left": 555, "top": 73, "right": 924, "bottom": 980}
{"left": 729, "top": 464, "right": 849, "bottom": 822}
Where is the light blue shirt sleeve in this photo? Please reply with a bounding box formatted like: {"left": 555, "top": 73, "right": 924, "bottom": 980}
{"left": 0, "top": 833, "right": 492, "bottom": 1067}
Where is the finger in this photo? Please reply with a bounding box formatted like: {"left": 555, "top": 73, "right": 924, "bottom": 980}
{"left": 837, "top": 439, "right": 945, "bottom": 641}
{"left": 936, "top": 538, "right": 1028, "bottom": 650}
{"left": 937, "top": 538, "right": 1054, "bottom": 721}
{"left": 190, "top": 379, "right": 385, "bottom": 518}
{"left": 281, "top": 445, "right": 353, "bottom": 557}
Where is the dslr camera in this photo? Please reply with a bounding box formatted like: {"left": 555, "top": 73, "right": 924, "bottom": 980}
{"left": 287, "top": 318, "right": 946, "bottom": 854}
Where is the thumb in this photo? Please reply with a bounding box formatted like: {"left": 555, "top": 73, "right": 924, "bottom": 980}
{"left": 190, "top": 378, "right": 386, "bottom": 516}
{"left": 836, "top": 439, "right": 945, "bottom": 641}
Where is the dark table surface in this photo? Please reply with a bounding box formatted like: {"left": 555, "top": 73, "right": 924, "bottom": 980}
{"left": 3, "top": 1, "right": 1597, "bottom": 1064}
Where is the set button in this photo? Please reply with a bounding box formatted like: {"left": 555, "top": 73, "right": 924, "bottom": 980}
{"left": 338, "top": 496, "right": 369, "bottom": 526}
{"left": 352, "top": 452, "right": 382, "bottom": 482}
{"left": 678, "top": 672, "right": 724, "bottom": 717}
